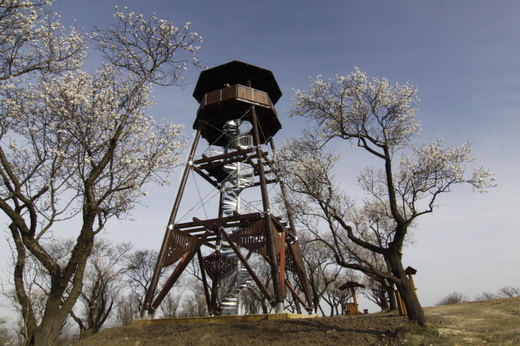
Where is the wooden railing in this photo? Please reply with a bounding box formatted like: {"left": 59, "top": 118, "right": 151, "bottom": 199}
{"left": 201, "top": 84, "right": 274, "bottom": 109}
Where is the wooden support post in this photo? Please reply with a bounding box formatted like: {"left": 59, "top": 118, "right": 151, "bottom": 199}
{"left": 142, "top": 130, "right": 201, "bottom": 317}
{"left": 279, "top": 232, "right": 286, "bottom": 298}
{"left": 350, "top": 287, "right": 358, "bottom": 308}
{"left": 270, "top": 138, "right": 314, "bottom": 312}
{"left": 250, "top": 103, "right": 284, "bottom": 313}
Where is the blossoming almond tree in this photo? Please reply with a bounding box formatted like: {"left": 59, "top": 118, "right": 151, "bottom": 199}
{"left": 279, "top": 69, "right": 495, "bottom": 325}
{"left": 0, "top": 1, "right": 201, "bottom": 344}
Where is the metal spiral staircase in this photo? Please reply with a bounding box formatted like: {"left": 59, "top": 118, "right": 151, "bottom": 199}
{"left": 219, "top": 253, "right": 253, "bottom": 315}
{"left": 221, "top": 120, "right": 254, "bottom": 216}
{"left": 219, "top": 119, "right": 254, "bottom": 315}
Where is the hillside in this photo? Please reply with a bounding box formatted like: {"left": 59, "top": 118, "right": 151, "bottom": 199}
{"left": 75, "top": 297, "right": 520, "bottom": 346}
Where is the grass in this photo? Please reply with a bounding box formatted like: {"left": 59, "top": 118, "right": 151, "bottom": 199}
{"left": 399, "top": 323, "right": 451, "bottom": 346}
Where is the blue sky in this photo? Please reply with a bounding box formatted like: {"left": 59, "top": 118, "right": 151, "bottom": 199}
{"left": 1, "top": 0, "right": 519, "bottom": 314}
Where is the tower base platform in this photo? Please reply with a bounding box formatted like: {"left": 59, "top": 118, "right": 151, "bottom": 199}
{"left": 133, "top": 313, "right": 319, "bottom": 326}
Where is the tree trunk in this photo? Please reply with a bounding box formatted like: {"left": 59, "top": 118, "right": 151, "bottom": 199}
{"left": 261, "top": 301, "right": 268, "bottom": 314}
{"left": 397, "top": 278, "right": 425, "bottom": 324}
{"left": 377, "top": 286, "right": 389, "bottom": 311}
{"left": 32, "top": 320, "right": 60, "bottom": 346}
{"left": 27, "top": 216, "right": 95, "bottom": 345}
{"left": 80, "top": 328, "right": 96, "bottom": 340}
{"left": 386, "top": 282, "right": 397, "bottom": 311}
{"left": 386, "top": 252, "right": 426, "bottom": 325}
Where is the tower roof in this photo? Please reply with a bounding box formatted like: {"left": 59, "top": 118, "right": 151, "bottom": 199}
{"left": 193, "top": 60, "right": 282, "bottom": 104}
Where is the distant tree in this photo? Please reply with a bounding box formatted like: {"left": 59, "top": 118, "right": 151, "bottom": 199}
{"left": 498, "top": 286, "right": 520, "bottom": 298}
{"left": 120, "top": 248, "right": 193, "bottom": 320}
{"left": 298, "top": 232, "right": 342, "bottom": 314}
{"left": 0, "top": 2, "right": 201, "bottom": 344}
{"left": 436, "top": 292, "right": 469, "bottom": 306}
{"left": 362, "top": 276, "right": 395, "bottom": 311}
{"left": 474, "top": 292, "right": 499, "bottom": 301}
{"left": 0, "top": 317, "right": 11, "bottom": 345}
{"left": 69, "top": 239, "right": 131, "bottom": 340}
{"left": 179, "top": 285, "right": 207, "bottom": 317}
{"left": 320, "top": 272, "right": 358, "bottom": 317}
{"left": 122, "top": 249, "right": 164, "bottom": 314}
{"left": 160, "top": 291, "right": 184, "bottom": 319}
{"left": 112, "top": 295, "right": 139, "bottom": 327}
{"left": 239, "top": 257, "right": 272, "bottom": 315}
{"left": 242, "top": 286, "right": 266, "bottom": 315}
{"left": 281, "top": 69, "right": 495, "bottom": 325}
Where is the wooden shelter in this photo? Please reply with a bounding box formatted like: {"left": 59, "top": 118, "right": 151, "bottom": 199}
{"left": 338, "top": 281, "right": 365, "bottom": 315}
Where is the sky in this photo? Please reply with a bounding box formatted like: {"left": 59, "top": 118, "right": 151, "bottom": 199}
{"left": 1, "top": 0, "right": 520, "bottom": 315}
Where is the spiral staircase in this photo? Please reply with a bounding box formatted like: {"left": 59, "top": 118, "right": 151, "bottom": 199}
{"left": 219, "top": 119, "right": 254, "bottom": 315}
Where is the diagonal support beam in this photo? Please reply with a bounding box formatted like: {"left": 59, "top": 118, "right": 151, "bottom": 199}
{"left": 284, "top": 279, "right": 312, "bottom": 312}
{"left": 197, "top": 250, "right": 212, "bottom": 315}
{"left": 149, "top": 231, "right": 210, "bottom": 315}
{"left": 221, "top": 229, "right": 273, "bottom": 304}
{"left": 142, "top": 130, "right": 201, "bottom": 317}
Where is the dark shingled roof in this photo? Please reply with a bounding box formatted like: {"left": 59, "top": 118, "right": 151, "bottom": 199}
{"left": 193, "top": 60, "right": 282, "bottom": 105}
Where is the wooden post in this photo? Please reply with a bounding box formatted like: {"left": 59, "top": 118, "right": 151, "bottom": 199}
{"left": 395, "top": 289, "right": 407, "bottom": 316}
{"left": 405, "top": 266, "right": 418, "bottom": 298}
{"left": 395, "top": 267, "right": 418, "bottom": 316}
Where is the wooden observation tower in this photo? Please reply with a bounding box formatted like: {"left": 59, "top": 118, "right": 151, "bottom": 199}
{"left": 141, "top": 61, "right": 313, "bottom": 317}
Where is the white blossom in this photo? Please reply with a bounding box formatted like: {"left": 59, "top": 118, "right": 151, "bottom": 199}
{"left": 291, "top": 68, "right": 421, "bottom": 154}
{"left": 283, "top": 69, "right": 495, "bottom": 251}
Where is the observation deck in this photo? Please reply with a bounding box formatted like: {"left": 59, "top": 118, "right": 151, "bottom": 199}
{"left": 192, "top": 60, "right": 283, "bottom": 147}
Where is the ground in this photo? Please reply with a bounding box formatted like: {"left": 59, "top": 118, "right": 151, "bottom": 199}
{"left": 75, "top": 297, "right": 520, "bottom": 346}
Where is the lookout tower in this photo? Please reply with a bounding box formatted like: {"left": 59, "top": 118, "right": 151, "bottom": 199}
{"left": 142, "top": 61, "right": 313, "bottom": 317}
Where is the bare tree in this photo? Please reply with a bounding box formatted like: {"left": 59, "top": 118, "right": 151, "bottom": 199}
{"left": 119, "top": 247, "right": 188, "bottom": 321}
{"left": 474, "top": 292, "right": 500, "bottom": 301}
{"left": 69, "top": 239, "right": 131, "bottom": 340}
{"left": 241, "top": 287, "right": 266, "bottom": 315}
{"left": 436, "top": 292, "right": 469, "bottom": 306}
{"left": 0, "top": 316, "right": 11, "bottom": 345}
{"left": 498, "top": 286, "right": 520, "bottom": 298}
{"left": 122, "top": 248, "right": 163, "bottom": 314}
{"left": 160, "top": 290, "right": 184, "bottom": 319}
{"left": 179, "top": 284, "right": 207, "bottom": 317}
{"left": 362, "top": 276, "right": 395, "bottom": 311}
{"left": 112, "top": 294, "right": 139, "bottom": 327}
{"left": 239, "top": 257, "right": 272, "bottom": 315}
{"left": 0, "top": 2, "right": 201, "bottom": 344}
{"left": 297, "top": 232, "right": 342, "bottom": 314}
{"left": 319, "top": 269, "right": 360, "bottom": 317}
{"left": 280, "top": 69, "right": 495, "bottom": 325}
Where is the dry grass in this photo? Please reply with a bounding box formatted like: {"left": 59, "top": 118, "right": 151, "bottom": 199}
{"left": 403, "top": 297, "right": 520, "bottom": 345}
